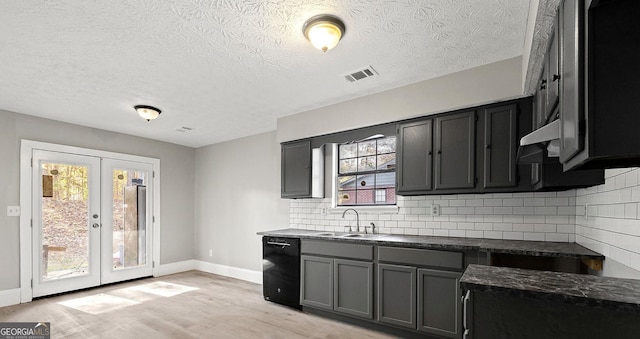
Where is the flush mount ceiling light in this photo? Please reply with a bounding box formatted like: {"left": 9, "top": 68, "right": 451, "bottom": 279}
{"left": 303, "top": 14, "right": 345, "bottom": 53}
{"left": 134, "top": 105, "right": 161, "bottom": 121}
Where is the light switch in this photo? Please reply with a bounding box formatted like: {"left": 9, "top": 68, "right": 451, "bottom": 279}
{"left": 7, "top": 206, "right": 20, "bottom": 217}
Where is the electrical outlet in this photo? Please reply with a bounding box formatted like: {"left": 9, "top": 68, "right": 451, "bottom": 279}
{"left": 7, "top": 206, "right": 20, "bottom": 217}
{"left": 208, "top": 249, "right": 213, "bottom": 257}
{"left": 584, "top": 204, "right": 589, "bottom": 219}
{"left": 321, "top": 207, "right": 327, "bottom": 215}
{"left": 431, "top": 204, "right": 440, "bottom": 217}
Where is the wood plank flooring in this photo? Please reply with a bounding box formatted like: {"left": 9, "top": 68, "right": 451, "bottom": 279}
{"left": 0, "top": 271, "right": 397, "bottom": 338}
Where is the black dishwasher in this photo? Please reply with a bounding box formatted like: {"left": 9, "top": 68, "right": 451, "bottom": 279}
{"left": 262, "top": 237, "right": 301, "bottom": 309}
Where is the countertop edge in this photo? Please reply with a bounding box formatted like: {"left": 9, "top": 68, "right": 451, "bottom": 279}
{"left": 258, "top": 228, "right": 604, "bottom": 260}
{"left": 460, "top": 264, "right": 640, "bottom": 314}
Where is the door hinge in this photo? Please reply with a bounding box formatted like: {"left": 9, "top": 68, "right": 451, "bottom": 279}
{"left": 152, "top": 216, "right": 155, "bottom": 223}
{"left": 474, "top": 177, "right": 478, "bottom": 184}
{"left": 31, "top": 158, "right": 33, "bottom": 167}
{"left": 30, "top": 279, "right": 33, "bottom": 288}
{"left": 152, "top": 261, "right": 155, "bottom": 268}
{"left": 152, "top": 171, "right": 155, "bottom": 178}
{"left": 30, "top": 219, "right": 33, "bottom": 228}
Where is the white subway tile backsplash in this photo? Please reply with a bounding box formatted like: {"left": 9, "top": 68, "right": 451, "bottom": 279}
{"left": 503, "top": 198, "right": 524, "bottom": 207}
{"left": 288, "top": 179, "right": 640, "bottom": 255}
{"left": 433, "top": 230, "right": 449, "bottom": 237}
{"left": 524, "top": 232, "right": 545, "bottom": 241}
{"left": 534, "top": 224, "right": 557, "bottom": 233}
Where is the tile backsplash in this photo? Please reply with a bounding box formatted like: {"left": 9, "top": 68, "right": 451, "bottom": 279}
{"left": 289, "top": 191, "right": 577, "bottom": 242}
{"left": 576, "top": 167, "right": 640, "bottom": 272}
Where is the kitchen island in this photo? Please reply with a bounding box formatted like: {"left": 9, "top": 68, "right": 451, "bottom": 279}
{"left": 460, "top": 264, "right": 640, "bottom": 339}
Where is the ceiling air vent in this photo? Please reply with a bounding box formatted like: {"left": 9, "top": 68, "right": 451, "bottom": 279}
{"left": 176, "top": 126, "right": 193, "bottom": 133}
{"left": 344, "top": 66, "right": 378, "bottom": 83}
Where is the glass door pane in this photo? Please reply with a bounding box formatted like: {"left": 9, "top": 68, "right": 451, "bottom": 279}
{"left": 41, "top": 163, "right": 90, "bottom": 280}
{"left": 111, "top": 169, "right": 148, "bottom": 270}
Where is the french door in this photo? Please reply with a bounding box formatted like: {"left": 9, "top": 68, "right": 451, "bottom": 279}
{"left": 32, "top": 150, "right": 153, "bottom": 297}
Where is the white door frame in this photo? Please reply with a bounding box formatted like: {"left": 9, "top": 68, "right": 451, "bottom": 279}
{"left": 19, "top": 140, "right": 161, "bottom": 303}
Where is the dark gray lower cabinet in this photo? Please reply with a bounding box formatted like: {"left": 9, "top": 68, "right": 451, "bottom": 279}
{"left": 377, "top": 264, "right": 416, "bottom": 329}
{"left": 301, "top": 255, "right": 373, "bottom": 320}
{"left": 334, "top": 259, "right": 373, "bottom": 319}
{"left": 300, "top": 255, "right": 333, "bottom": 310}
{"left": 418, "top": 269, "right": 463, "bottom": 338}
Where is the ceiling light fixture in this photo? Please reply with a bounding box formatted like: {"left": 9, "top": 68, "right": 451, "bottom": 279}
{"left": 303, "top": 14, "right": 345, "bottom": 53}
{"left": 134, "top": 105, "right": 161, "bottom": 121}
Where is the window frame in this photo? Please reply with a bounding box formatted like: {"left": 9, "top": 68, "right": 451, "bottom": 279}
{"left": 334, "top": 136, "right": 397, "bottom": 207}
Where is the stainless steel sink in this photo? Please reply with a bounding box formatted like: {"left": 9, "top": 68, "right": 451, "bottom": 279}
{"left": 341, "top": 233, "right": 384, "bottom": 239}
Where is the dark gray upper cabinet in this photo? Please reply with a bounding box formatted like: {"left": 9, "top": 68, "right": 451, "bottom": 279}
{"left": 396, "top": 98, "right": 537, "bottom": 196}
{"left": 434, "top": 111, "right": 476, "bottom": 190}
{"left": 534, "top": 69, "right": 548, "bottom": 129}
{"left": 396, "top": 119, "right": 433, "bottom": 194}
{"left": 281, "top": 139, "right": 311, "bottom": 198}
{"left": 546, "top": 24, "right": 560, "bottom": 118}
{"left": 561, "top": 0, "right": 640, "bottom": 170}
{"left": 483, "top": 104, "right": 517, "bottom": 189}
{"left": 559, "top": 0, "right": 585, "bottom": 163}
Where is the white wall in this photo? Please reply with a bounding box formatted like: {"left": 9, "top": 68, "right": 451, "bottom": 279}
{"left": 194, "top": 131, "right": 289, "bottom": 272}
{"left": 277, "top": 57, "right": 524, "bottom": 143}
{"left": 0, "top": 109, "right": 195, "bottom": 291}
{"left": 576, "top": 168, "right": 640, "bottom": 278}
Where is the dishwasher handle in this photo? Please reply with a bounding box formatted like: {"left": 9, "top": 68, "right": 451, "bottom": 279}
{"left": 266, "top": 241, "right": 291, "bottom": 248}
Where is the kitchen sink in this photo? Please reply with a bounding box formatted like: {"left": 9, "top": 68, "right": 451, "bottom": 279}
{"left": 341, "top": 233, "right": 385, "bottom": 239}
{"left": 313, "top": 232, "right": 336, "bottom": 236}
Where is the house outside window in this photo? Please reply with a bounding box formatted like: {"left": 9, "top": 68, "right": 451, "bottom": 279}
{"left": 337, "top": 136, "right": 396, "bottom": 206}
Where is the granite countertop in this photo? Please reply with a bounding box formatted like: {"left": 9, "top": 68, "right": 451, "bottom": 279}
{"left": 460, "top": 264, "right": 640, "bottom": 313}
{"left": 257, "top": 228, "right": 604, "bottom": 260}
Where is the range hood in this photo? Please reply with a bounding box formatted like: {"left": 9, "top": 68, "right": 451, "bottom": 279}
{"left": 517, "top": 120, "right": 560, "bottom": 164}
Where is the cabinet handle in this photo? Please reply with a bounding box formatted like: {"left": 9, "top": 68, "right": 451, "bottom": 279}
{"left": 463, "top": 290, "right": 471, "bottom": 330}
{"left": 437, "top": 150, "right": 442, "bottom": 155}
{"left": 428, "top": 151, "right": 432, "bottom": 155}
{"left": 485, "top": 144, "right": 491, "bottom": 150}
{"left": 552, "top": 74, "right": 560, "bottom": 81}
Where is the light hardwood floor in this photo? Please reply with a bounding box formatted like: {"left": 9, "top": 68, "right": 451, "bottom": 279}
{"left": 0, "top": 271, "right": 397, "bottom": 338}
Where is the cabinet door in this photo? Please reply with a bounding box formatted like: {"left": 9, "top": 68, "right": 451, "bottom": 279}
{"left": 300, "top": 255, "right": 333, "bottom": 310}
{"left": 417, "top": 269, "right": 462, "bottom": 338}
{"left": 377, "top": 264, "right": 416, "bottom": 329}
{"left": 483, "top": 105, "right": 517, "bottom": 189}
{"left": 434, "top": 111, "right": 476, "bottom": 190}
{"left": 559, "top": 0, "right": 585, "bottom": 162}
{"left": 535, "top": 64, "right": 548, "bottom": 128}
{"left": 546, "top": 24, "right": 560, "bottom": 117}
{"left": 396, "top": 119, "right": 432, "bottom": 194}
{"left": 281, "top": 140, "right": 311, "bottom": 198}
{"left": 334, "top": 259, "right": 373, "bottom": 319}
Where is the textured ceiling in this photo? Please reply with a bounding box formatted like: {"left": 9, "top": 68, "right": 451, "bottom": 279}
{"left": 0, "top": 0, "right": 530, "bottom": 148}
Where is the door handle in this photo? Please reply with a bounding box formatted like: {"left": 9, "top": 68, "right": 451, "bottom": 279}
{"left": 92, "top": 223, "right": 100, "bottom": 228}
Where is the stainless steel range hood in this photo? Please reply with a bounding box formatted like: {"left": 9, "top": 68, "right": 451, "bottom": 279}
{"left": 517, "top": 120, "right": 561, "bottom": 164}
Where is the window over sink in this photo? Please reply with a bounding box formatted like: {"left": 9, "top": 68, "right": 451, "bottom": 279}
{"left": 337, "top": 136, "right": 396, "bottom": 206}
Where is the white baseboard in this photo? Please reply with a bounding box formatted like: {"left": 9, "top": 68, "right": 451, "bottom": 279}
{"left": 0, "top": 288, "right": 21, "bottom": 308}
{"left": 195, "top": 260, "right": 263, "bottom": 285}
{"left": 154, "top": 260, "right": 196, "bottom": 277}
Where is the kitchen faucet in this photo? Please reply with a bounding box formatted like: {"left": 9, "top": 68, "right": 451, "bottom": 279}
{"left": 342, "top": 208, "right": 360, "bottom": 233}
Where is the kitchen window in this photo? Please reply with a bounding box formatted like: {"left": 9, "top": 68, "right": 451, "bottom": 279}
{"left": 337, "top": 136, "right": 396, "bottom": 206}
